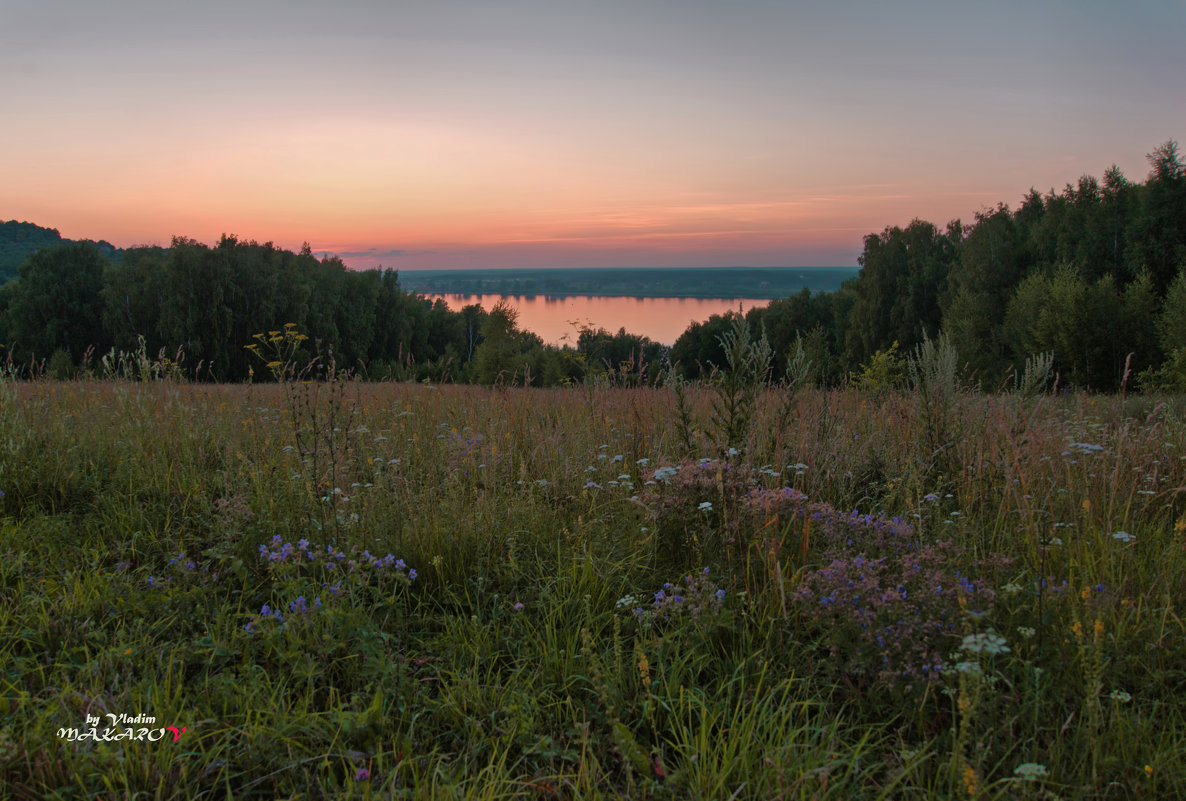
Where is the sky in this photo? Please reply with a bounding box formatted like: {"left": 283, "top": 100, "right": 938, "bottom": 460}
{"left": 2, "top": 0, "right": 1184, "bottom": 270}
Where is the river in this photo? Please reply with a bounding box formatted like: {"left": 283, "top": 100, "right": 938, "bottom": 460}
{"left": 419, "top": 294, "right": 771, "bottom": 346}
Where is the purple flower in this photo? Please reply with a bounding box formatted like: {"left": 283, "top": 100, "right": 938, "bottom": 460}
{"left": 355, "top": 767, "right": 370, "bottom": 781}
{"left": 513, "top": 602, "right": 524, "bottom": 612}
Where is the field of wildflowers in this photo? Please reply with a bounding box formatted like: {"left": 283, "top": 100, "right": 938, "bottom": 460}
{"left": 1, "top": 373, "right": 1184, "bottom": 798}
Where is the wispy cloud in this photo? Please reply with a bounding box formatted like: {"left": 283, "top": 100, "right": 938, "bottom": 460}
{"left": 325, "top": 248, "right": 435, "bottom": 260}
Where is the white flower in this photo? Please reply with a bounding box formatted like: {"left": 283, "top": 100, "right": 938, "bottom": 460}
{"left": 959, "top": 631, "right": 1011, "bottom": 655}
{"left": 698, "top": 501, "right": 713, "bottom": 511}
{"left": 653, "top": 466, "right": 680, "bottom": 482}
{"left": 1014, "top": 763, "right": 1048, "bottom": 779}
{"left": 616, "top": 594, "right": 639, "bottom": 609}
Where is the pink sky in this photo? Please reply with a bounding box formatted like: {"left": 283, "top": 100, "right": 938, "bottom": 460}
{"left": 2, "top": 1, "right": 1182, "bottom": 270}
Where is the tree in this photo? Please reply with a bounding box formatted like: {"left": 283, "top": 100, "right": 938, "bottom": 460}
{"left": 473, "top": 302, "right": 537, "bottom": 385}
{"left": 2, "top": 242, "right": 110, "bottom": 362}
{"left": 845, "top": 219, "right": 955, "bottom": 366}
{"left": 100, "top": 246, "right": 168, "bottom": 353}
{"left": 1126, "top": 140, "right": 1186, "bottom": 294}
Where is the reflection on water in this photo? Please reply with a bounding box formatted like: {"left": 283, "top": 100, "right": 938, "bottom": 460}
{"left": 421, "top": 294, "right": 770, "bottom": 346}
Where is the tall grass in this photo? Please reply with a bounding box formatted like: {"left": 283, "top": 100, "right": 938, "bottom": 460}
{"left": 1, "top": 375, "right": 1184, "bottom": 798}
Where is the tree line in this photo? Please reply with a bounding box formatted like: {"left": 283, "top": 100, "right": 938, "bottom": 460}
{"left": 1, "top": 141, "right": 1184, "bottom": 391}
{"left": 673, "top": 140, "right": 1186, "bottom": 392}
{"left": 0, "top": 233, "right": 666, "bottom": 385}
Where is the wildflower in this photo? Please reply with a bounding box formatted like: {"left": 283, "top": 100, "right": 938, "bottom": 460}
{"left": 408, "top": 569, "right": 417, "bottom": 580}
{"left": 1112, "top": 531, "right": 1135, "bottom": 543}
{"left": 698, "top": 501, "right": 713, "bottom": 511}
{"left": 1108, "top": 689, "right": 1132, "bottom": 703}
{"left": 355, "top": 767, "right": 370, "bottom": 781}
{"left": 1013, "top": 763, "right": 1048, "bottom": 779}
{"left": 1146, "top": 765, "right": 1154, "bottom": 777}
{"left": 962, "top": 629, "right": 1009, "bottom": 655}
{"left": 963, "top": 764, "right": 979, "bottom": 796}
{"left": 1094, "top": 619, "right": 1104, "bottom": 638}
{"left": 715, "top": 589, "right": 726, "bottom": 601}
{"left": 1071, "top": 620, "right": 1083, "bottom": 638}
{"left": 512, "top": 602, "right": 524, "bottom": 612}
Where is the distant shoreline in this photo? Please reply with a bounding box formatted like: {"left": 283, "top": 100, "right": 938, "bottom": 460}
{"left": 399, "top": 266, "right": 860, "bottom": 300}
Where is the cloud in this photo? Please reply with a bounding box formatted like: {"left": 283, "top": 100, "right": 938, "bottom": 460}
{"left": 328, "top": 248, "right": 435, "bottom": 260}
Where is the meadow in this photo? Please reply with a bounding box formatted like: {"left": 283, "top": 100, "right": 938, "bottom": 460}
{"left": 1, "top": 366, "right": 1185, "bottom": 799}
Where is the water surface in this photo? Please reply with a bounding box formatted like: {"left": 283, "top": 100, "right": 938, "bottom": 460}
{"left": 422, "top": 293, "right": 770, "bottom": 346}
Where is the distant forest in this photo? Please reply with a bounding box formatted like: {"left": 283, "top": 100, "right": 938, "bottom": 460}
{"left": 1, "top": 140, "right": 1184, "bottom": 391}
{"left": 397, "top": 267, "right": 858, "bottom": 299}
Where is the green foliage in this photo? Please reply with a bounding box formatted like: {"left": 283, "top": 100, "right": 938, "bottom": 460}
{"left": 0, "top": 242, "right": 110, "bottom": 362}
{"left": 1016, "top": 351, "right": 1056, "bottom": 396}
{"left": 1140, "top": 347, "right": 1186, "bottom": 393}
{"left": 708, "top": 313, "right": 772, "bottom": 454}
{"left": 47, "top": 348, "right": 74, "bottom": 380}
{"left": 1159, "top": 268, "right": 1186, "bottom": 355}
{"left": 472, "top": 301, "right": 543, "bottom": 385}
{"left": 846, "top": 219, "right": 957, "bottom": 367}
{"left": 100, "top": 335, "right": 186, "bottom": 381}
{"left": 855, "top": 341, "right": 904, "bottom": 394}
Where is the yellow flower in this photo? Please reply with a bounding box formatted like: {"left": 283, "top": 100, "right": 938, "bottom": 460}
{"left": 1145, "top": 764, "right": 1154, "bottom": 777}
{"left": 1071, "top": 621, "right": 1083, "bottom": 638}
{"left": 963, "top": 764, "right": 979, "bottom": 796}
{"left": 1094, "top": 619, "right": 1105, "bottom": 638}
{"left": 124, "top": 648, "right": 132, "bottom": 655}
